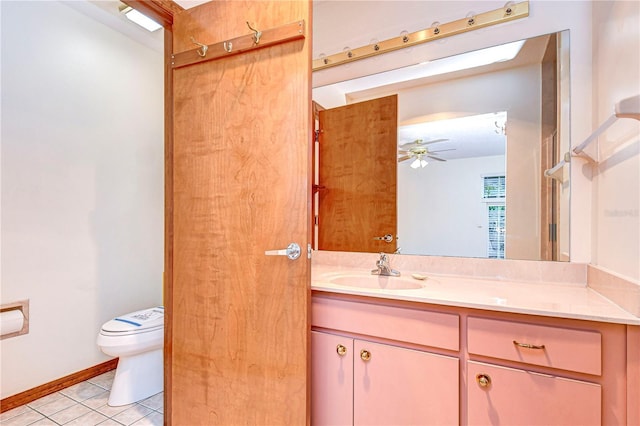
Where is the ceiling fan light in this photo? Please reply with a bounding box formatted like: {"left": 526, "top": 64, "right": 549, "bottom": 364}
{"left": 420, "top": 159, "right": 428, "bottom": 167}
{"left": 410, "top": 158, "right": 421, "bottom": 169}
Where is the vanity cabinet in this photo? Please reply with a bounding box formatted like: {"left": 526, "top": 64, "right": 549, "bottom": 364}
{"left": 466, "top": 316, "right": 603, "bottom": 425}
{"left": 467, "top": 361, "right": 601, "bottom": 425}
{"left": 311, "top": 297, "right": 460, "bottom": 425}
{"left": 311, "top": 331, "right": 459, "bottom": 426}
{"left": 312, "top": 292, "right": 631, "bottom": 425}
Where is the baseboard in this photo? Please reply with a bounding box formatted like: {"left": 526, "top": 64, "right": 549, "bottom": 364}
{"left": 0, "top": 358, "right": 118, "bottom": 414}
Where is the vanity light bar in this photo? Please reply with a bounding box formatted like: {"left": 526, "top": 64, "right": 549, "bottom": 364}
{"left": 312, "top": 1, "right": 529, "bottom": 71}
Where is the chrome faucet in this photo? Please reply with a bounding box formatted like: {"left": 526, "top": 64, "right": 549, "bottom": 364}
{"left": 371, "top": 253, "right": 401, "bottom": 277}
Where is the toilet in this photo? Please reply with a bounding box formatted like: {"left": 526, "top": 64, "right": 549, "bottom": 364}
{"left": 97, "top": 306, "right": 164, "bottom": 406}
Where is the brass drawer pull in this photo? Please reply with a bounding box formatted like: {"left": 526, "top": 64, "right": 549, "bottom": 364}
{"left": 360, "top": 349, "right": 371, "bottom": 362}
{"left": 336, "top": 344, "right": 347, "bottom": 357}
{"left": 513, "top": 340, "right": 545, "bottom": 350}
{"left": 476, "top": 373, "right": 491, "bottom": 388}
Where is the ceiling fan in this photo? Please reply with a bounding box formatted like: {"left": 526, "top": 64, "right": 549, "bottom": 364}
{"left": 398, "top": 139, "right": 454, "bottom": 168}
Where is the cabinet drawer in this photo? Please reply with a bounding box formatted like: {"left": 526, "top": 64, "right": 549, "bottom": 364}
{"left": 312, "top": 297, "right": 459, "bottom": 351}
{"left": 468, "top": 361, "right": 601, "bottom": 425}
{"left": 467, "top": 317, "right": 601, "bottom": 375}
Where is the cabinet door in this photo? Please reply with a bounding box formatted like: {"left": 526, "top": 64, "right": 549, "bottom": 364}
{"left": 312, "top": 331, "right": 354, "bottom": 426}
{"left": 467, "top": 361, "right": 601, "bottom": 425}
{"left": 354, "top": 340, "right": 459, "bottom": 426}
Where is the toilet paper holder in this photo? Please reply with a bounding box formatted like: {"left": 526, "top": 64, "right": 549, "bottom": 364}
{"left": 1, "top": 299, "right": 29, "bottom": 340}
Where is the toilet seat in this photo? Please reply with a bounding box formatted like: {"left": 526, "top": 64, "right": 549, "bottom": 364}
{"left": 100, "top": 307, "right": 164, "bottom": 336}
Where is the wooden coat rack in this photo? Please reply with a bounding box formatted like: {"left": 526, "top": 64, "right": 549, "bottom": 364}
{"left": 172, "top": 20, "right": 305, "bottom": 69}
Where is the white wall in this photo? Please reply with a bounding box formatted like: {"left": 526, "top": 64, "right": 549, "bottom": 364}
{"left": 0, "top": 1, "right": 164, "bottom": 398}
{"left": 313, "top": 0, "right": 594, "bottom": 263}
{"left": 591, "top": 1, "right": 640, "bottom": 281}
{"left": 399, "top": 155, "right": 505, "bottom": 257}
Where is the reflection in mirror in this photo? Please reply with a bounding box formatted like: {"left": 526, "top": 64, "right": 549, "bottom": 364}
{"left": 313, "top": 31, "right": 570, "bottom": 262}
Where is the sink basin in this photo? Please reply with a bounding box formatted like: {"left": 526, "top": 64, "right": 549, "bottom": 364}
{"left": 327, "top": 273, "right": 423, "bottom": 290}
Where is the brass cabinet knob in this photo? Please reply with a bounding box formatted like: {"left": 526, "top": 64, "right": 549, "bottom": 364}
{"left": 360, "top": 349, "right": 371, "bottom": 362}
{"left": 336, "top": 344, "right": 347, "bottom": 357}
{"left": 476, "top": 373, "right": 491, "bottom": 388}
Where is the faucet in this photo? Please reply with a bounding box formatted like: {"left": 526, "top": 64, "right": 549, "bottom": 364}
{"left": 371, "top": 253, "right": 401, "bottom": 277}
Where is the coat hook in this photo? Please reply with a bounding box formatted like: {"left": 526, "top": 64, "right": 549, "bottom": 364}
{"left": 223, "top": 41, "right": 233, "bottom": 53}
{"left": 190, "top": 37, "right": 208, "bottom": 58}
{"left": 246, "top": 21, "right": 262, "bottom": 45}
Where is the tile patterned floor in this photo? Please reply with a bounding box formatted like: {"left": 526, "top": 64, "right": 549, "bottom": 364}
{"left": 0, "top": 371, "right": 163, "bottom": 426}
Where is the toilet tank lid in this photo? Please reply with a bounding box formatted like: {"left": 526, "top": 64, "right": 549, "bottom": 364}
{"left": 102, "top": 307, "right": 164, "bottom": 333}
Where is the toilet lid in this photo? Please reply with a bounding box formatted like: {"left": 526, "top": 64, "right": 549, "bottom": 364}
{"left": 101, "top": 307, "right": 164, "bottom": 333}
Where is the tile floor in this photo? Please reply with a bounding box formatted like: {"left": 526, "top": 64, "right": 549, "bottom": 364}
{"left": 0, "top": 371, "right": 163, "bottom": 426}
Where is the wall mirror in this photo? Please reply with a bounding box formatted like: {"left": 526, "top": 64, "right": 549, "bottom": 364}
{"left": 312, "top": 27, "right": 571, "bottom": 262}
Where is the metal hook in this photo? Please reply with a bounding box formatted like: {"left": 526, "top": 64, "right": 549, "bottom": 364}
{"left": 246, "top": 21, "right": 262, "bottom": 45}
{"left": 190, "top": 37, "right": 208, "bottom": 58}
{"left": 223, "top": 41, "right": 233, "bottom": 53}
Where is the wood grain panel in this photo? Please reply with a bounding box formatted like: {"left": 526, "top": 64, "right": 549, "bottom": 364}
{"left": 171, "top": 20, "right": 305, "bottom": 69}
{"left": 163, "top": 26, "right": 174, "bottom": 422}
{"left": 170, "top": 1, "right": 311, "bottom": 424}
{"left": 540, "top": 33, "right": 557, "bottom": 261}
{"left": 318, "top": 95, "right": 398, "bottom": 253}
{"left": 627, "top": 325, "right": 640, "bottom": 426}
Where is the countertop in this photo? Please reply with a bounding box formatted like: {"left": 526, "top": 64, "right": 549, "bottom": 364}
{"left": 312, "top": 265, "right": 640, "bottom": 325}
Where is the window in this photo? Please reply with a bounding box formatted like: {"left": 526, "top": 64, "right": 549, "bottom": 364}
{"left": 483, "top": 175, "right": 506, "bottom": 258}
{"left": 487, "top": 205, "right": 506, "bottom": 258}
{"left": 483, "top": 175, "right": 506, "bottom": 199}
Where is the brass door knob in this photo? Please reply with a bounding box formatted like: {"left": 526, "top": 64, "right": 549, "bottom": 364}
{"left": 476, "top": 373, "right": 491, "bottom": 388}
{"left": 360, "top": 349, "right": 371, "bottom": 362}
{"left": 336, "top": 344, "right": 347, "bottom": 357}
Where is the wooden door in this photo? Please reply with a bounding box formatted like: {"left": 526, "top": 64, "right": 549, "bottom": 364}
{"left": 353, "top": 340, "right": 459, "bottom": 425}
{"left": 311, "top": 331, "right": 354, "bottom": 425}
{"left": 318, "top": 95, "right": 398, "bottom": 253}
{"left": 540, "top": 33, "right": 558, "bottom": 261}
{"left": 467, "top": 361, "right": 601, "bottom": 425}
{"left": 168, "top": 1, "right": 311, "bottom": 424}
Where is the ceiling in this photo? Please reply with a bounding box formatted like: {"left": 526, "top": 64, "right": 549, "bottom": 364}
{"left": 62, "top": 0, "right": 164, "bottom": 52}
{"left": 398, "top": 111, "right": 507, "bottom": 162}
{"left": 174, "top": 0, "right": 209, "bottom": 8}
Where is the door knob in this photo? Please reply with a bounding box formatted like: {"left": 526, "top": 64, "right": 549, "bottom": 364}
{"left": 264, "top": 243, "right": 301, "bottom": 260}
{"left": 373, "top": 234, "right": 393, "bottom": 243}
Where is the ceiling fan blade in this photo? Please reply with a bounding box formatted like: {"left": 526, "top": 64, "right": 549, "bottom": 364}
{"left": 429, "top": 148, "right": 456, "bottom": 153}
{"left": 421, "top": 138, "right": 448, "bottom": 145}
{"left": 427, "top": 155, "right": 446, "bottom": 162}
{"left": 397, "top": 155, "right": 411, "bottom": 162}
{"left": 399, "top": 140, "right": 422, "bottom": 149}
{"left": 399, "top": 138, "right": 448, "bottom": 149}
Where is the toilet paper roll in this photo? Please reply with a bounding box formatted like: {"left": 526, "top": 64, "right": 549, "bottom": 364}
{"left": 0, "top": 309, "right": 25, "bottom": 336}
